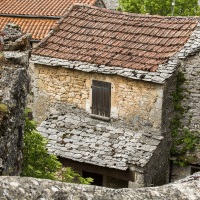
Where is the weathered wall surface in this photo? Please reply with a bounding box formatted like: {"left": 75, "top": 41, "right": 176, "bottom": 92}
{"left": 0, "top": 173, "right": 199, "bottom": 200}
{"left": 32, "top": 64, "right": 163, "bottom": 131}
{"left": 0, "top": 53, "right": 28, "bottom": 175}
{"left": 179, "top": 53, "right": 200, "bottom": 137}
{"left": 0, "top": 23, "right": 29, "bottom": 175}
{"left": 169, "top": 50, "right": 200, "bottom": 180}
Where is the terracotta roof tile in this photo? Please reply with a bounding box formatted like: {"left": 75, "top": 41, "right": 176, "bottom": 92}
{"left": 32, "top": 4, "right": 198, "bottom": 72}
{"left": 0, "top": 17, "right": 56, "bottom": 40}
{"left": 0, "top": 0, "right": 97, "bottom": 16}
{"left": 0, "top": 0, "right": 101, "bottom": 40}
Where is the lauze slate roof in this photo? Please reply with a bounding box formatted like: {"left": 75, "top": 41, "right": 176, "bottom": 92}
{"left": 32, "top": 4, "right": 198, "bottom": 72}
{"left": 37, "top": 106, "right": 163, "bottom": 170}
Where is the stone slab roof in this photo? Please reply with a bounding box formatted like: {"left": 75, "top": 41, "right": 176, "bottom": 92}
{"left": 0, "top": 17, "right": 56, "bottom": 40}
{"left": 37, "top": 106, "right": 163, "bottom": 170}
{"left": 32, "top": 4, "right": 198, "bottom": 72}
{"left": 0, "top": 0, "right": 97, "bottom": 17}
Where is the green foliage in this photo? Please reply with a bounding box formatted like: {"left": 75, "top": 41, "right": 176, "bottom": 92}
{"left": 170, "top": 72, "right": 200, "bottom": 166}
{"left": 57, "top": 167, "right": 93, "bottom": 184}
{"left": 171, "top": 72, "right": 185, "bottom": 138}
{"left": 171, "top": 128, "right": 199, "bottom": 155}
{"left": 119, "top": 0, "right": 200, "bottom": 16}
{"left": 22, "top": 115, "right": 61, "bottom": 179}
{"left": 21, "top": 110, "right": 93, "bottom": 184}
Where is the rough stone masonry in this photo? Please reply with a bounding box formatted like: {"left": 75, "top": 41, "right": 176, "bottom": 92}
{"left": 0, "top": 23, "right": 30, "bottom": 175}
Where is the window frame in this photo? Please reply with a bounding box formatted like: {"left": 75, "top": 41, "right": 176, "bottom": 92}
{"left": 90, "top": 80, "right": 111, "bottom": 121}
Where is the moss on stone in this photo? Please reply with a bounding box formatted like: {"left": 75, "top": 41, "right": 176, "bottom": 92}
{"left": 0, "top": 103, "right": 8, "bottom": 113}
{"left": 171, "top": 71, "right": 200, "bottom": 166}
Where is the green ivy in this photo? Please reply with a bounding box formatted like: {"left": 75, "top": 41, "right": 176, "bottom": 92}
{"left": 170, "top": 71, "right": 200, "bottom": 166}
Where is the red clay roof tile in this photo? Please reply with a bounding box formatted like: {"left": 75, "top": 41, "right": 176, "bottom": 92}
{"left": 32, "top": 4, "right": 198, "bottom": 72}
{"left": 0, "top": 0, "right": 100, "bottom": 40}
{"left": 0, "top": 17, "right": 56, "bottom": 40}
{"left": 0, "top": 0, "right": 97, "bottom": 16}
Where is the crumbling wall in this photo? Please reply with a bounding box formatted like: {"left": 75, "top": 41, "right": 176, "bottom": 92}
{"left": 0, "top": 23, "right": 30, "bottom": 175}
{"left": 0, "top": 173, "right": 199, "bottom": 199}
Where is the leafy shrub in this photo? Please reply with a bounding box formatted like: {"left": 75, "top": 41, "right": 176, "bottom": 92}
{"left": 21, "top": 110, "right": 93, "bottom": 184}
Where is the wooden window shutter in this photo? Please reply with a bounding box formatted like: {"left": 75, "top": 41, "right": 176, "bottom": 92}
{"left": 92, "top": 80, "right": 111, "bottom": 117}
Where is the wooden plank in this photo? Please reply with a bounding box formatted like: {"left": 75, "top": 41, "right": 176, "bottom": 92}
{"left": 92, "top": 80, "right": 111, "bottom": 117}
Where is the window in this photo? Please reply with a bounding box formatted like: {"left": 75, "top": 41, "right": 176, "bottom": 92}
{"left": 91, "top": 80, "right": 111, "bottom": 118}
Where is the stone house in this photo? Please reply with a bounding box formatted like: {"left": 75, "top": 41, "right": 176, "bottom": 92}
{"left": 0, "top": 0, "right": 105, "bottom": 47}
{"left": 30, "top": 4, "right": 200, "bottom": 188}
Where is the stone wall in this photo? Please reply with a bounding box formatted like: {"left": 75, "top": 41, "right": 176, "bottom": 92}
{"left": 0, "top": 173, "right": 199, "bottom": 199}
{"left": 168, "top": 52, "right": 200, "bottom": 180}
{"left": 178, "top": 53, "right": 200, "bottom": 137}
{"left": 32, "top": 64, "right": 163, "bottom": 131}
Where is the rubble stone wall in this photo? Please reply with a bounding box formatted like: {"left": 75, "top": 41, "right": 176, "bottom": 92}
{"left": 32, "top": 64, "right": 164, "bottom": 131}
{"left": 169, "top": 53, "right": 200, "bottom": 180}
{"left": 178, "top": 53, "right": 200, "bottom": 137}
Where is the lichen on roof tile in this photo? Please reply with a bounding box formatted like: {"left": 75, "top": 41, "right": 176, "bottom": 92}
{"left": 32, "top": 4, "right": 198, "bottom": 72}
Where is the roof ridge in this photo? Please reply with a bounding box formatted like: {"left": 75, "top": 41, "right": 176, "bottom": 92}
{"left": 32, "top": 3, "right": 198, "bottom": 73}
{"left": 69, "top": 3, "right": 199, "bottom": 21}
{"left": 0, "top": 13, "right": 61, "bottom": 19}
{"left": 34, "top": 3, "right": 198, "bottom": 50}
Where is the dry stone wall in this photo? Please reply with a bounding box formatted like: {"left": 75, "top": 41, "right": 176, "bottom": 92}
{"left": 32, "top": 64, "right": 164, "bottom": 131}
{"left": 176, "top": 23, "right": 200, "bottom": 139}
{"left": 178, "top": 53, "right": 200, "bottom": 136}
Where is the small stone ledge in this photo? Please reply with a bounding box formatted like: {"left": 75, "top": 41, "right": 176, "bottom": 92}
{"left": 3, "top": 51, "right": 27, "bottom": 59}
{"left": 178, "top": 23, "right": 200, "bottom": 59}
{"left": 30, "top": 55, "right": 178, "bottom": 84}
{"left": 0, "top": 173, "right": 199, "bottom": 199}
